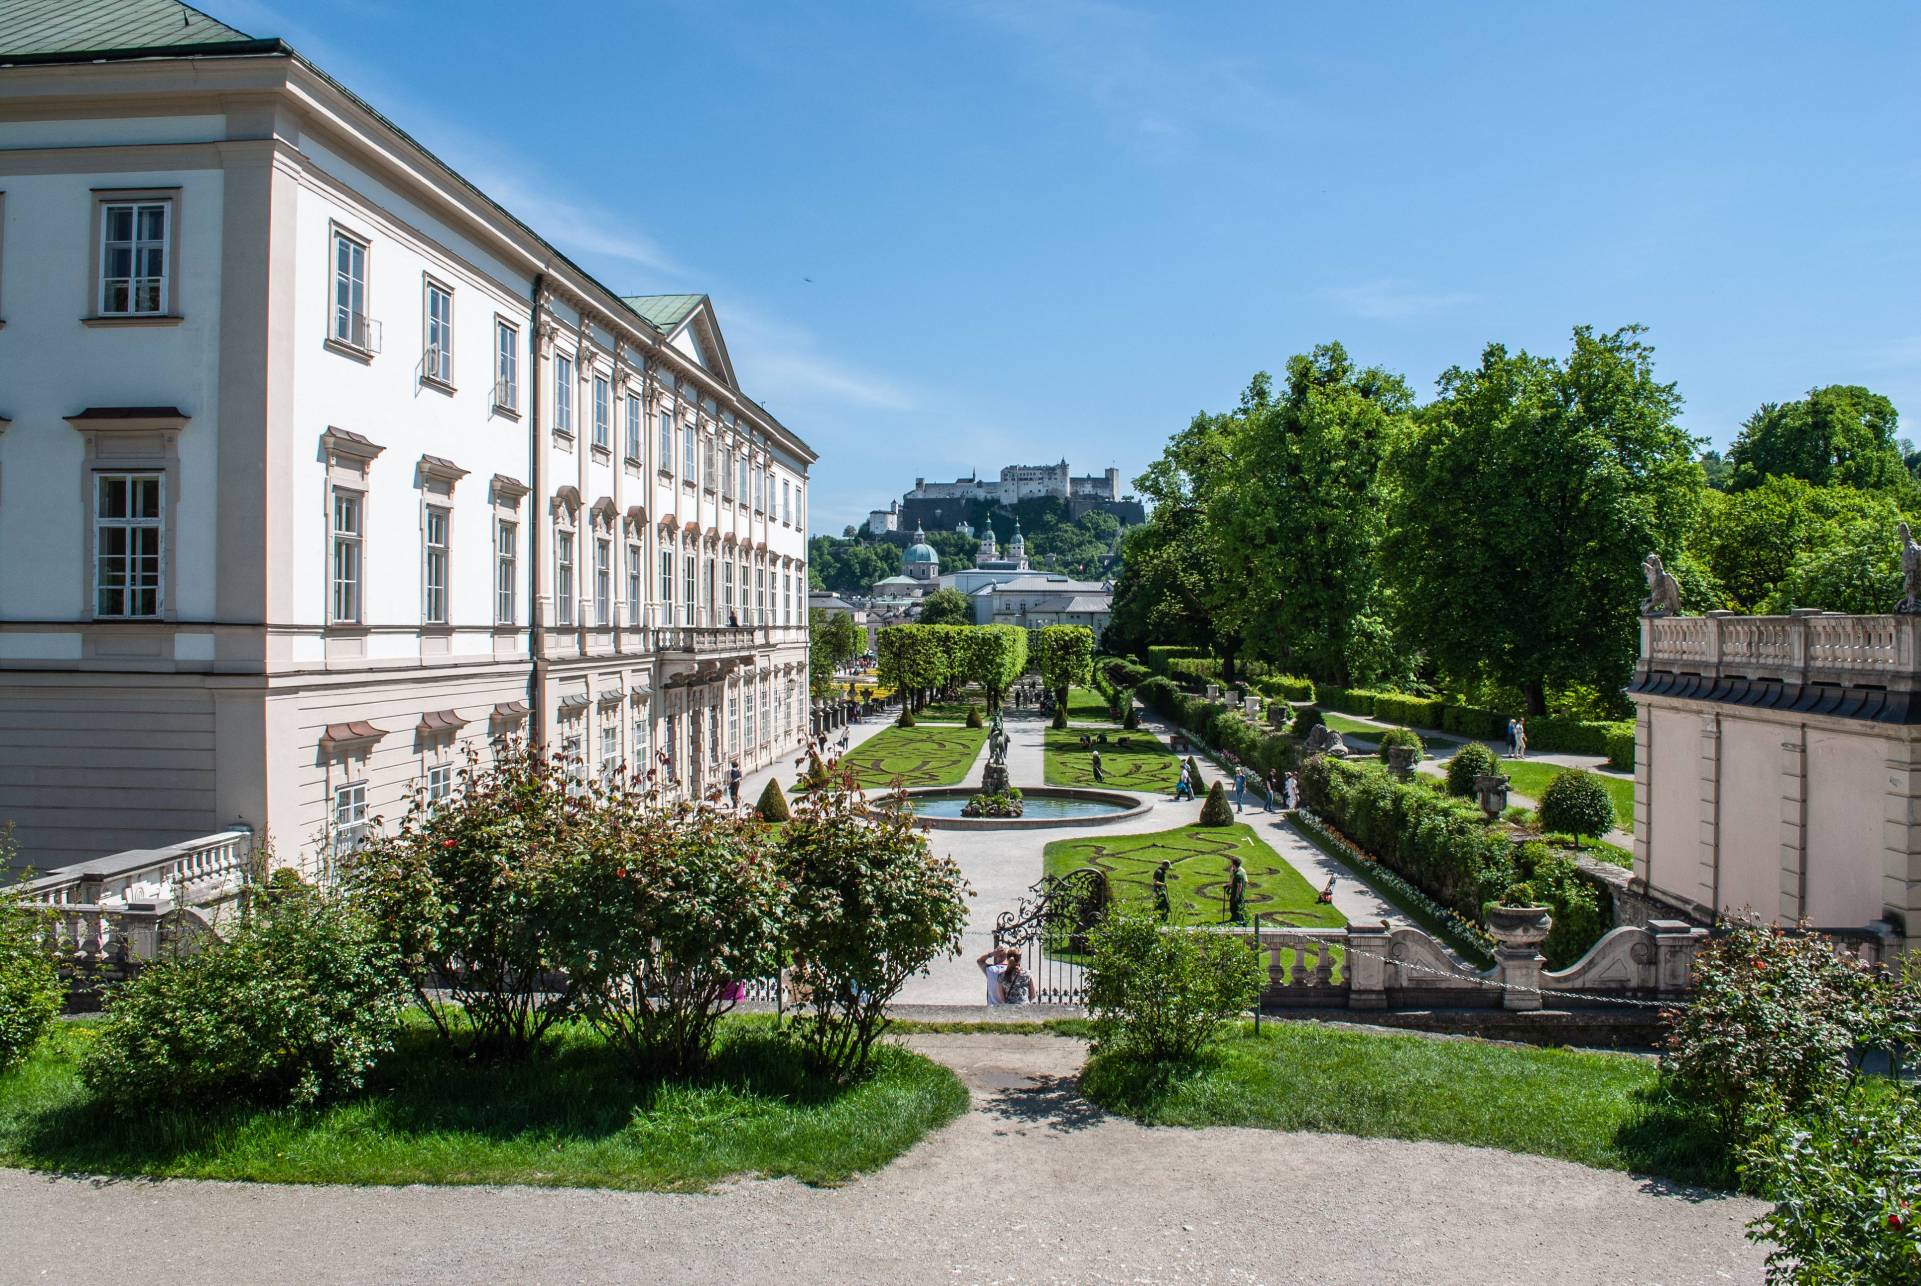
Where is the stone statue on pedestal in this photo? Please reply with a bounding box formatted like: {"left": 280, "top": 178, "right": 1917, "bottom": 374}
{"left": 1640, "top": 553, "right": 1683, "bottom": 617}
{"left": 1898, "top": 523, "right": 1921, "bottom": 615}
{"left": 983, "top": 711, "right": 1011, "bottom": 795}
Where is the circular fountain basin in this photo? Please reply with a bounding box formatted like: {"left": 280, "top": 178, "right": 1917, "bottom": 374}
{"left": 902, "top": 786, "right": 1151, "bottom": 830}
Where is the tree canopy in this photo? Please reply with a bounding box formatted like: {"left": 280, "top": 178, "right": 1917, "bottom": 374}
{"left": 915, "top": 587, "right": 973, "bottom": 626}
{"left": 1036, "top": 624, "right": 1095, "bottom": 703}
{"left": 1726, "top": 384, "right": 1908, "bottom": 495}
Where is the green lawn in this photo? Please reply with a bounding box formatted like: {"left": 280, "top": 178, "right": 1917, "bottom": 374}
{"left": 1043, "top": 727, "right": 1182, "bottom": 794}
{"left": 1080, "top": 1020, "right": 1726, "bottom": 1188}
{"left": 837, "top": 724, "right": 987, "bottom": 788}
{"left": 1500, "top": 759, "right": 1634, "bottom": 833}
{"left": 1066, "top": 685, "right": 1117, "bottom": 722}
{"left": 1320, "top": 712, "right": 1463, "bottom": 753}
{"left": 0, "top": 1016, "right": 967, "bottom": 1191}
{"left": 1045, "top": 822, "right": 1346, "bottom": 929}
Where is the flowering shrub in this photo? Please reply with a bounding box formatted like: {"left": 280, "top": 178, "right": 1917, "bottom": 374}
{"left": 779, "top": 782, "right": 970, "bottom": 1079}
{"left": 1660, "top": 919, "right": 1864, "bottom": 1133}
{"left": 346, "top": 741, "right": 588, "bottom": 1059}
{"left": 550, "top": 797, "right": 790, "bottom": 1078}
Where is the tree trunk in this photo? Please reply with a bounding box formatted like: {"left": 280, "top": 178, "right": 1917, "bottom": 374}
{"left": 1521, "top": 679, "right": 1547, "bottom": 716}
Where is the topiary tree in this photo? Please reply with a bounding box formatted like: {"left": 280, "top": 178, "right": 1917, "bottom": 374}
{"left": 1538, "top": 769, "right": 1616, "bottom": 843}
{"left": 1197, "top": 780, "right": 1234, "bottom": 826}
{"left": 897, "top": 705, "right": 916, "bottom": 728}
{"left": 1445, "top": 741, "right": 1499, "bottom": 796}
{"left": 1185, "top": 756, "right": 1205, "bottom": 793}
{"left": 965, "top": 705, "right": 984, "bottom": 728}
{"left": 1123, "top": 704, "right": 1140, "bottom": 730}
{"left": 1376, "top": 726, "right": 1425, "bottom": 764}
{"left": 756, "top": 777, "right": 792, "bottom": 822}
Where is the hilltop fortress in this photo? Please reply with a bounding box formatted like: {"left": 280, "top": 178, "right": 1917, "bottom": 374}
{"left": 867, "top": 459, "right": 1144, "bottom": 535}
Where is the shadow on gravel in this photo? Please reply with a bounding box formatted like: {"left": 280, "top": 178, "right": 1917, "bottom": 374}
{"left": 983, "top": 1073, "right": 1106, "bottom": 1135}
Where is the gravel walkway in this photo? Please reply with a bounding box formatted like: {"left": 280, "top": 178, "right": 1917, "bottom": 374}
{"left": 0, "top": 1033, "right": 1768, "bottom": 1285}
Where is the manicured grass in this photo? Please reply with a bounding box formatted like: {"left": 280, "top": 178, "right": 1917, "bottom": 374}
{"left": 836, "top": 724, "right": 987, "bottom": 788}
{"left": 1499, "top": 759, "right": 1634, "bottom": 833}
{"left": 1066, "top": 685, "right": 1116, "bottom": 722}
{"left": 1320, "top": 712, "right": 1463, "bottom": 753}
{"left": 1081, "top": 1020, "right": 1727, "bottom": 1188}
{"left": 1045, "top": 823, "right": 1347, "bottom": 929}
{"left": 1043, "top": 727, "right": 1182, "bottom": 793}
{"left": 0, "top": 1016, "right": 968, "bottom": 1191}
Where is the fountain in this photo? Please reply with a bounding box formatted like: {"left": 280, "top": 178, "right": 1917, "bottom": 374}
{"left": 903, "top": 709, "right": 1151, "bottom": 829}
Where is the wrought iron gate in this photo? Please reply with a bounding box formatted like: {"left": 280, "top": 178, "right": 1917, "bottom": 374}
{"left": 991, "top": 867, "right": 1109, "bottom": 1005}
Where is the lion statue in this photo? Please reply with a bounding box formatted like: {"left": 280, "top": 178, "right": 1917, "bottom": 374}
{"left": 1640, "top": 553, "right": 1683, "bottom": 617}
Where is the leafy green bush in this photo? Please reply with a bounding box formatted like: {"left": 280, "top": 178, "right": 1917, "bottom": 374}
{"left": 1445, "top": 741, "right": 1499, "bottom": 797}
{"left": 1253, "top": 674, "right": 1316, "bottom": 703}
{"left": 1145, "top": 645, "right": 1208, "bottom": 677}
{"left": 1513, "top": 843, "right": 1606, "bottom": 970}
{"left": 1538, "top": 770, "right": 1616, "bottom": 841}
{"left": 1319, "top": 686, "right": 1390, "bottom": 716}
{"left": 1525, "top": 716, "right": 1630, "bottom": 757}
{"left": 1742, "top": 1088, "right": 1921, "bottom": 1284}
{"left": 1198, "top": 781, "right": 1234, "bottom": 826}
{"left": 347, "top": 741, "right": 584, "bottom": 1059}
{"left": 0, "top": 885, "right": 60, "bottom": 1074}
{"left": 550, "top": 800, "right": 790, "bottom": 1078}
{"left": 1604, "top": 727, "right": 1636, "bottom": 772}
{"left": 781, "top": 782, "right": 971, "bottom": 1079}
{"left": 81, "top": 889, "right": 404, "bottom": 1108}
{"left": 964, "top": 705, "right": 984, "bottom": 728}
{"left": 1292, "top": 705, "right": 1325, "bottom": 737}
{"left": 1661, "top": 920, "right": 1865, "bottom": 1133}
{"left": 1376, "top": 727, "right": 1426, "bottom": 764}
{"left": 1085, "top": 909, "right": 1262, "bottom": 1063}
{"left": 756, "top": 777, "right": 792, "bottom": 822}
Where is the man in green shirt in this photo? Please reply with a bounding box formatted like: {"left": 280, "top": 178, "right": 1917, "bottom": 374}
{"left": 1227, "top": 856, "right": 1248, "bottom": 925}
{"left": 1152, "top": 859, "right": 1174, "bottom": 921}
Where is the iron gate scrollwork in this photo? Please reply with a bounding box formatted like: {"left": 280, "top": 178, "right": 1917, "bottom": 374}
{"left": 991, "top": 866, "right": 1109, "bottom": 1005}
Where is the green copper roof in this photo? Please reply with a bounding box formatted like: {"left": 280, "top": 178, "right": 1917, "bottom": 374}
{"left": 619, "top": 294, "right": 706, "bottom": 334}
{"left": 0, "top": 0, "right": 257, "bottom": 58}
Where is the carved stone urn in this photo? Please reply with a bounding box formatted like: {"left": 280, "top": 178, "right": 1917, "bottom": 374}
{"left": 1473, "top": 773, "right": 1511, "bottom": 821}
{"left": 1485, "top": 904, "right": 1553, "bottom": 951}
{"left": 1385, "top": 744, "right": 1418, "bottom": 777}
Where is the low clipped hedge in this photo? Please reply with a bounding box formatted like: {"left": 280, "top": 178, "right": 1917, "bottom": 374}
{"left": 1314, "top": 684, "right": 1632, "bottom": 763}
{"left": 1145, "top": 646, "right": 1208, "bottom": 677}
{"left": 1103, "top": 657, "right": 1151, "bottom": 689}
{"left": 1299, "top": 756, "right": 1610, "bottom": 968}
{"left": 1372, "top": 693, "right": 1444, "bottom": 729}
{"left": 1253, "top": 674, "right": 1316, "bottom": 703}
{"left": 1440, "top": 702, "right": 1509, "bottom": 741}
{"left": 1526, "top": 716, "right": 1632, "bottom": 758}
{"left": 1604, "top": 727, "right": 1636, "bottom": 773}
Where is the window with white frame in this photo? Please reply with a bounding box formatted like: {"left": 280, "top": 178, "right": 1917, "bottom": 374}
{"left": 632, "top": 707, "right": 649, "bottom": 771}
{"left": 600, "top": 719, "right": 620, "bottom": 782}
{"left": 658, "top": 409, "right": 673, "bottom": 470}
{"left": 683, "top": 552, "right": 696, "bottom": 625}
{"left": 709, "top": 706, "right": 721, "bottom": 765}
{"left": 331, "top": 228, "right": 370, "bottom": 347}
{"left": 756, "top": 567, "right": 766, "bottom": 622}
{"left": 738, "top": 556, "right": 749, "bottom": 623}
{"left": 782, "top": 479, "right": 791, "bottom": 525}
{"left": 663, "top": 713, "right": 678, "bottom": 780}
{"left": 555, "top": 527, "right": 576, "bottom": 625}
{"left": 424, "top": 505, "right": 450, "bottom": 624}
{"left": 496, "top": 519, "right": 517, "bottom": 624}
{"left": 723, "top": 559, "right": 734, "bottom": 621}
{"left": 764, "top": 467, "right": 774, "bottom": 513}
{"left": 554, "top": 354, "right": 574, "bottom": 435}
{"left": 98, "top": 199, "right": 170, "bottom": 316}
{"left": 331, "top": 488, "right": 363, "bottom": 624}
{"left": 495, "top": 319, "right": 518, "bottom": 408}
{"left": 703, "top": 557, "right": 716, "bottom": 623}
{"left": 784, "top": 570, "right": 793, "bottom": 625}
{"left": 738, "top": 453, "right": 750, "bottom": 504}
{"left": 625, "top": 393, "right": 642, "bottom": 462}
{"left": 93, "top": 472, "right": 163, "bottom": 618}
{"left": 659, "top": 546, "right": 674, "bottom": 621}
{"left": 627, "top": 542, "right": 642, "bottom": 626}
{"left": 703, "top": 436, "right": 716, "bottom": 491}
{"left": 683, "top": 424, "right": 697, "bottom": 488}
{"left": 560, "top": 725, "right": 584, "bottom": 782}
{"left": 728, "top": 696, "right": 739, "bottom": 757}
{"left": 424, "top": 279, "right": 453, "bottom": 384}
{"left": 594, "top": 537, "right": 612, "bottom": 627}
{"left": 332, "top": 779, "right": 368, "bottom": 857}
{"left": 425, "top": 762, "right": 453, "bottom": 810}
{"left": 721, "top": 447, "right": 733, "bottom": 500}
{"left": 592, "top": 375, "right": 611, "bottom": 450}
{"left": 745, "top": 687, "right": 757, "bottom": 746}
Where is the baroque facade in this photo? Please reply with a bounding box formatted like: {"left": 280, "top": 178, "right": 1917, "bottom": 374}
{"left": 0, "top": 5, "right": 814, "bottom": 871}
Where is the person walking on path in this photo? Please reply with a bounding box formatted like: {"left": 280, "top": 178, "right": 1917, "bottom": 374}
{"left": 1174, "top": 763, "right": 1193, "bottom": 801}
{"left": 1227, "top": 857, "right": 1248, "bottom": 926}
{"left": 1505, "top": 718, "right": 1518, "bottom": 757}
{"left": 1234, "top": 765, "right": 1248, "bottom": 812}
{"left": 1514, "top": 719, "right": 1528, "bottom": 760}
{"left": 1283, "top": 772, "right": 1300, "bottom": 811}
{"left": 727, "top": 761, "right": 743, "bottom": 810}
{"left": 1090, "top": 748, "right": 1105, "bottom": 783}
{"left": 1263, "top": 772, "right": 1277, "bottom": 812}
{"left": 1153, "top": 859, "right": 1175, "bottom": 921}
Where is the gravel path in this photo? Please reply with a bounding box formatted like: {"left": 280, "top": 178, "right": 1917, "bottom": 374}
{"left": 0, "top": 1033, "right": 1768, "bottom": 1285}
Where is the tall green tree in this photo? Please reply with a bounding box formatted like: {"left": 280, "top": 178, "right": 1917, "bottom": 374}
{"left": 1381, "top": 325, "right": 1703, "bottom": 713}
{"left": 1036, "top": 624, "right": 1096, "bottom": 708}
{"left": 959, "top": 624, "right": 1028, "bottom": 711}
{"left": 1691, "top": 476, "right": 1908, "bottom": 612}
{"left": 1725, "top": 384, "right": 1908, "bottom": 495}
{"left": 915, "top": 587, "right": 974, "bottom": 626}
{"left": 1210, "top": 347, "right": 1414, "bottom": 685}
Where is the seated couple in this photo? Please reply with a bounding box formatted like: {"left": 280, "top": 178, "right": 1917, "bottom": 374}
{"left": 977, "top": 946, "right": 1038, "bottom": 1005}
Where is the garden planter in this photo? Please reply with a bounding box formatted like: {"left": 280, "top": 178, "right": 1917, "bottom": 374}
{"left": 1386, "top": 744, "right": 1418, "bottom": 777}
{"left": 1473, "top": 773, "right": 1511, "bottom": 821}
{"left": 1485, "top": 905, "right": 1553, "bottom": 952}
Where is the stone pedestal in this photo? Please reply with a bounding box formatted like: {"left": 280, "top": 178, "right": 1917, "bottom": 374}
{"left": 982, "top": 762, "right": 1010, "bottom": 796}
{"left": 1487, "top": 906, "right": 1552, "bottom": 1011}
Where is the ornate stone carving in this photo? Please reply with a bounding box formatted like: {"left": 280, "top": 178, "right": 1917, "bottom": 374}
{"left": 1897, "top": 522, "right": 1921, "bottom": 614}
{"left": 1640, "top": 553, "right": 1683, "bottom": 617}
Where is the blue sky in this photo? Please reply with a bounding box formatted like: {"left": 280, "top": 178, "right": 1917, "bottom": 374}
{"left": 219, "top": 1, "right": 1921, "bottom": 533}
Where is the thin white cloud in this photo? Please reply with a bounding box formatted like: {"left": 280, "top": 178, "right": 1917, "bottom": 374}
{"left": 1325, "top": 280, "right": 1477, "bottom": 322}
{"left": 721, "top": 303, "right": 917, "bottom": 414}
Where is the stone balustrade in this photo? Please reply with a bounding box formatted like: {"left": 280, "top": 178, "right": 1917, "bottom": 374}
{"left": 1231, "top": 916, "right": 1708, "bottom": 1013}
{"left": 18, "top": 828, "right": 253, "bottom": 910}
{"left": 1639, "top": 610, "right": 1921, "bottom": 690}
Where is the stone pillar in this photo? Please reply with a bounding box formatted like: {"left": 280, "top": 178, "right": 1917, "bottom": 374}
{"left": 1487, "top": 908, "right": 1551, "bottom": 1011}
{"left": 1881, "top": 737, "right": 1921, "bottom": 952}
{"left": 1343, "top": 921, "right": 1391, "bottom": 1009}
{"left": 1696, "top": 712, "right": 1722, "bottom": 914}
{"left": 1649, "top": 920, "right": 1706, "bottom": 996}
{"left": 1632, "top": 703, "right": 1653, "bottom": 885}
{"left": 1778, "top": 728, "right": 1808, "bottom": 923}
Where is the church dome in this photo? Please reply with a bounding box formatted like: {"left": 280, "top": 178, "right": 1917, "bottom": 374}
{"left": 903, "top": 525, "right": 939, "bottom": 575}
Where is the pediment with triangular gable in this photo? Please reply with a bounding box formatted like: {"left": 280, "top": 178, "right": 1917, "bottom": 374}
{"left": 620, "top": 293, "right": 739, "bottom": 391}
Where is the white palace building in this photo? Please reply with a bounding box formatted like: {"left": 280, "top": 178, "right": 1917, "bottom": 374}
{"left": 0, "top": 1, "right": 815, "bottom": 872}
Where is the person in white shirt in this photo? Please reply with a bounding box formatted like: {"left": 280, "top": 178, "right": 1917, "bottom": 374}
{"left": 977, "top": 947, "right": 1008, "bottom": 1005}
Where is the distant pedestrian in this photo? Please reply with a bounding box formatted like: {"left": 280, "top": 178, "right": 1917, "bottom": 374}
{"left": 1263, "top": 774, "right": 1277, "bottom": 813}
{"left": 1175, "top": 763, "right": 1193, "bottom": 801}
{"left": 1515, "top": 719, "right": 1528, "bottom": 760}
{"left": 1505, "top": 718, "right": 1519, "bottom": 757}
{"left": 1227, "top": 857, "right": 1248, "bottom": 925}
{"left": 727, "top": 761, "right": 743, "bottom": 809}
{"left": 977, "top": 947, "right": 1009, "bottom": 1006}
{"left": 998, "top": 948, "right": 1037, "bottom": 1004}
{"left": 1152, "top": 859, "right": 1174, "bottom": 921}
{"left": 1090, "top": 748, "right": 1105, "bottom": 783}
{"left": 1233, "top": 765, "right": 1248, "bottom": 812}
